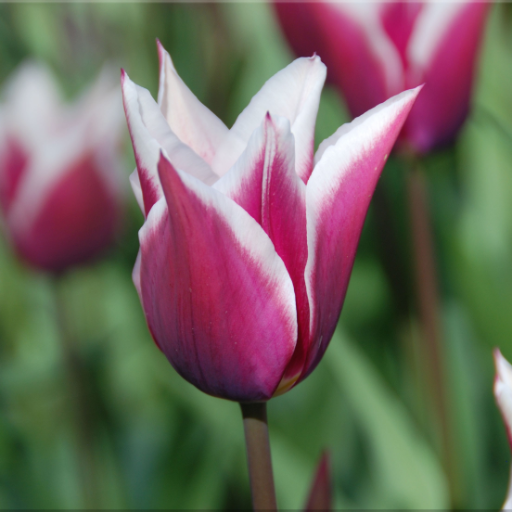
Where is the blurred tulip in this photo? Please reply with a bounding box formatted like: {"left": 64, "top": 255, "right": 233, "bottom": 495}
{"left": 494, "top": 349, "right": 512, "bottom": 510}
{"left": 0, "top": 62, "right": 125, "bottom": 272}
{"left": 275, "top": 1, "right": 489, "bottom": 153}
{"left": 122, "top": 42, "right": 419, "bottom": 402}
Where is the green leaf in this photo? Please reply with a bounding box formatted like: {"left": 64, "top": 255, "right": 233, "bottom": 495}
{"left": 327, "top": 329, "right": 449, "bottom": 509}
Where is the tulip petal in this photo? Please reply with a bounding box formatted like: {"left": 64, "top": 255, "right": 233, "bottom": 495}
{"left": 494, "top": 349, "right": 512, "bottom": 511}
{"left": 157, "top": 41, "right": 229, "bottom": 165}
{"left": 214, "top": 113, "right": 310, "bottom": 389}
{"left": 405, "top": 2, "right": 489, "bottom": 152}
{"left": 274, "top": 3, "right": 403, "bottom": 120}
{"left": 304, "top": 452, "right": 332, "bottom": 512}
{"left": 379, "top": 2, "right": 423, "bottom": 68}
{"left": 211, "top": 56, "right": 326, "bottom": 183}
{"left": 303, "top": 87, "right": 420, "bottom": 380}
{"left": 494, "top": 349, "right": 512, "bottom": 448}
{"left": 121, "top": 71, "right": 218, "bottom": 217}
{"left": 138, "top": 153, "right": 297, "bottom": 401}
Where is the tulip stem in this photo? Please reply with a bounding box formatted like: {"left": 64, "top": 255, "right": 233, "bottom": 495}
{"left": 54, "top": 277, "right": 99, "bottom": 509}
{"left": 240, "top": 402, "right": 277, "bottom": 511}
{"left": 406, "top": 163, "right": 456, "bottom": 500}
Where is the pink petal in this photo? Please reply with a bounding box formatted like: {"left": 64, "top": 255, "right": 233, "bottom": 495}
{"left": 214, "top": 113, "right": 310, "bottom": 390}
{"left": 211, "top": 56, "right": 326, "bottom": 183}
{"left": 304, "top": 452, "right": 332, "bottom": 512}
{"left": 303, "top": 87, "right": 420, "bottom": 380}
{"left": 380, "top": 2, "right": 423, "bottom": 68}
{"left": 404, "top": 2, "right": 489, "bottom": 152}
{"left": 157, "top": 41, "right": 229, "bottom": 165}
{"left": 121, "top": 71, "right": 218, "bottom": 217}
{"left": 0, "top": 136, "right": 29, "bottom": 215}
{"left": 12, "top": 153, "right": 120, "bottom": 272}
{"left": 138, "top": 153, "right": 297, "bottom": 401}
{"left": 274, "top": 3, "right": 403, "bottom": 120}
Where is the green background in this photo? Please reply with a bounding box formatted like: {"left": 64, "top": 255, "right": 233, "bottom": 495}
{"left": 0, "top": 2, "right": 510, "bottom": 509}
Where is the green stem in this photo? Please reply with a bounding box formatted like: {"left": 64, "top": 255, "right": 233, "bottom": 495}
{"left": 240, "top": 402, "right": 277, "bottom": 511}
{"left": 54, "top": 277, "right": 98, "bottom": 509}
{"left": 406, "top": 164, "right": 457, "bottom": 504}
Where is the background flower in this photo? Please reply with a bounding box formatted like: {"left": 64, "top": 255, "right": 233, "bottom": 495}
{"left": 0, "top": 62, "right": 125, "bottom": 272}
{"left": 274, "top": 1, "right": 489, "bottom": 153}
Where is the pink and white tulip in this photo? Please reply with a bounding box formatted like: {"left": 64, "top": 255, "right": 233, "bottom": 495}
{"left": 0, "top": 62, "right": 125, "bottom": 272}
{"left": 275, "top": 1, "right": 489, "bottom": 154}
{"left": 123, "top": 42, "right": 419, "bottom": 402}
{"left": 494, "top": 349, "right": 512, "bottom": 510}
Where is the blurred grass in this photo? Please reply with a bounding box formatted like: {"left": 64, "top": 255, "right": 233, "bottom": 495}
{"left": 0, "top": 1, "right": 510, "bottom": 510}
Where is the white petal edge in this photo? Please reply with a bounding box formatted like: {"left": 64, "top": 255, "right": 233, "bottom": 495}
{"left": 495, "top": 349, "right": 512, "bottom": 433}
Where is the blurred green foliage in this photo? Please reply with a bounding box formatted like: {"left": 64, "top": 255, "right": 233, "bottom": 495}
{"left": 0, "top": 2, "right": 511, "bottom": 510}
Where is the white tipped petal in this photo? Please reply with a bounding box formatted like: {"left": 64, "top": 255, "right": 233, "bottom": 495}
{"left": 211, "top": 56, "right": 326, "bottom": 182}
{"left": 157, "top": 42, "right": 229, "bottom": 165}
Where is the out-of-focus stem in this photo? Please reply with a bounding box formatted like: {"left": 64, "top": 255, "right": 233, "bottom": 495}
{"left": 54, "top": 278, "right": 98, "bottom": 509}
{"left": 406, "top": 164, "right": 456, "bottom": 501}
{"left": 240, "top": 402, "right": 277, "bottom": 511}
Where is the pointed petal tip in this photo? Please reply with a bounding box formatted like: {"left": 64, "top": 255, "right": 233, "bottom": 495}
{"left": 305, "top": 451, "right": 332, "bottom": 511}
{"left": 494, "top": 347, "right": 503, "bottom": 362}
{"left": 495, "top": 348, "right": 509, "bottom": 375}
{"left": 156, "top": 38, "right": 165, "bottom": 61}
{"left": 156, "top": 39, "right": 174, "bottom": 70}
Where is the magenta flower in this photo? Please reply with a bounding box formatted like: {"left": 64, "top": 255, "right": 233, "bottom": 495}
{"left": 122, "top": 42, "right": 419, "bottom": 402}
{"left": 0, "top": 62, "right": 125, "bottom": 272}
{"left": 275, "top": 2, "right": 489, "bottom": 153}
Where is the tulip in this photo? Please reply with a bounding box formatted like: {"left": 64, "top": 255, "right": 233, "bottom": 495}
{"left": 0, "top": 62, "right": 125, "bottom": 272}
{"left": 122, "top": 42, "right": 419, "bottom": 403}
{"left": 275, "top": 1, "right": 489, "bottom": 154}
{"left": 494, "top": 349, "right": 512, "bottom": 510}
